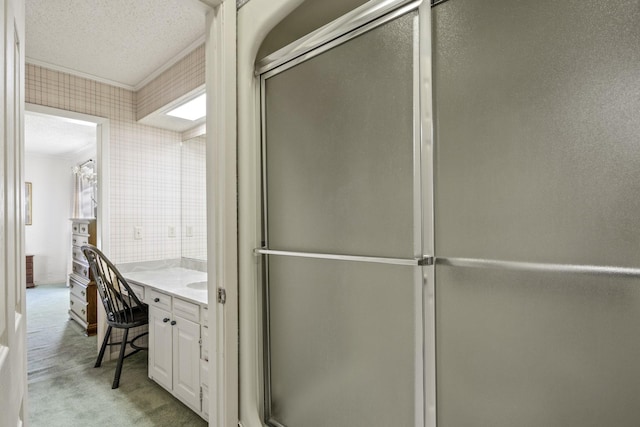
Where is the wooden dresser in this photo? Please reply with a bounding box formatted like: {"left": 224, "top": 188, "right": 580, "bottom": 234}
{"left": 68, "top": 218, "right": 97, "bottom": 336}
{"left": 25, "top": 255, "right": 34, "bottom": 288}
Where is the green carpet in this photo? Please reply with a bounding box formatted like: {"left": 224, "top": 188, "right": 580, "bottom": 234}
{"left": 27, "top": 283, "right": 208, "bottom": 427}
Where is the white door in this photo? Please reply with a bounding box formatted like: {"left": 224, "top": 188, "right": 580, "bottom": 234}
{"left": 0, "top": 0, "right": 25, "bottom": 425}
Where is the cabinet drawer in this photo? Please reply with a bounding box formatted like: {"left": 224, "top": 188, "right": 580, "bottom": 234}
{"left": 147, "top": 288, "right": 171, "bottom": 311}
{"left": 72, "top": 260, "right": 90, "bottom": 279}
{"left": 70, "top": 293, "right": 89, "bottom": 322}
{"left": 201, "top": 306, "right": 208, "bottom": 327}
{"left": 71, "top": 234, "right": 89, "bottom": 247}
{"left": 173, "top": 298, "right": 200, "bottom": 323}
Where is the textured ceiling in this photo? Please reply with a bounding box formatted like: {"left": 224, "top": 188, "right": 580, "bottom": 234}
{"left": 25, "top": 0, "right": 208, "bottom": 88}
{"left": 25, "top": 113, "right": 96, "bottom": 157}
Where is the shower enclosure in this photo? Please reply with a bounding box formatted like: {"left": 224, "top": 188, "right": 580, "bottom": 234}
{"left": 253, "top": 0, "right": 640, "bottom": 425}
{"left": 433, "top": 0, "right": 640, "bottom": 426}
{"left": 257, "top": 2, "right": 432, "bottom": 426}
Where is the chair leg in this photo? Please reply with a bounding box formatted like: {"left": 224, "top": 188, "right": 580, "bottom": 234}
{"left": 112, "top": 328, "right": 129, "bottom": 389}
{"left": 95, "top": 326, "right": 112, "bottom": 368}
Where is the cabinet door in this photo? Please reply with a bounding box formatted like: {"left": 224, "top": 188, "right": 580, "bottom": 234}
{"left": 149, "top": 306, "right": 173, "bottom": 390}
{"left": 172, "top": 315, "right": 201, "bottom": 410}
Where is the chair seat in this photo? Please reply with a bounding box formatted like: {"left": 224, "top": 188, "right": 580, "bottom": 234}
{"left": 106, "top": 304, "right": 148, "bottom": 329}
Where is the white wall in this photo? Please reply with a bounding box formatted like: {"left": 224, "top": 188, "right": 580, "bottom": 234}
{"left": 25, "top": 153, "right": 74, "bottom": 284}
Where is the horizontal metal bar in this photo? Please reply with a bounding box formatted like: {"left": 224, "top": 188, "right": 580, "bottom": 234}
{"left": 254, "top": 248, "right": 432, "bottom": 266}
{"left": 437, "top": 257, "right": 640, "bottom": 278}
{"left": 256, "top": 0, "right": 422, "bottom": 76}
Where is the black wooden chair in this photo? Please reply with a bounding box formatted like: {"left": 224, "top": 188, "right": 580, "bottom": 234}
{"left": 81, "top": 244, "right": 149, "bottom": 389}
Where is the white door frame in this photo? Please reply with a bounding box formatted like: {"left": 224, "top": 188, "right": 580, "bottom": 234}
{"left": 1, "top": 0, "right": 26, "bottom": 424}
{"left": 200, "top": 1, "right": 238, "bottom": 426}
{"left": 24, "top": 103, "right": 111, "bottom": 353}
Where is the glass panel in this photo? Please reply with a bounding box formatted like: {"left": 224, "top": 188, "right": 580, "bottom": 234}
{"left": 267, "top": 256, "right": 418, "bottom": 427}
{"left": 436, "top": 263, "right": 640, "bottom": 427}
{"left": 264, "top": 12, "right": 416, "bottom": 258}
{"left": 433, "top": 0, "right": 640, "bottom": 267}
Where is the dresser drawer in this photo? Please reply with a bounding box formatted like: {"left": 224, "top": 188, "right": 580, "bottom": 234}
{"left": 71, "top": 234, "right": 89, "bottom": 247}
{"left": 147, "top": 288, "right": 171, "bottom": 311}
{"left": 72, "top": 260, "right": 90, "bottom": 279}
{"left": 69, "top": 276, "right": 90, "bottom": 302}
{"left": 70, "top": 293, "right": 89, "bottom": 322}
{"left": 72, "top": 221, "right": 91, "bottom": 235}
{"left": 72, "top": 246, "right": 87, "bottom": 263}
{"left": 173, "top": 297, "right": 200, "bottom": 323}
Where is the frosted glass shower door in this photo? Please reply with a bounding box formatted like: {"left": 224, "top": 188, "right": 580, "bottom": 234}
{"left": 259, "top": 7, "right": 427, "bottom": 427}
{"left": 433, "top": 0, "right": 640, "bottom": 426}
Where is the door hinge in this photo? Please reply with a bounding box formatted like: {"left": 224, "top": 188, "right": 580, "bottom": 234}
{"left": 217, "top": 287, "right": 226, "bottom": 304}
{"left": 200, "top": 387, "right": 203, "bottom": 402}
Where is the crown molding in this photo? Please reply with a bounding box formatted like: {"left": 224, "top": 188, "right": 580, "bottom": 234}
{"left": 25, "top": 57, "right": 137, "bottom": 91}
{"left": 26, "top": 34, "right": 206, "bottom": 93}
{"left": 133, "top": 35, "right": 206, "bottom": 91}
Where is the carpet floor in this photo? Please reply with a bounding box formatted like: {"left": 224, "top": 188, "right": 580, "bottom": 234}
{"left": 27, "top": 283, "right": 207, "bottom": 427}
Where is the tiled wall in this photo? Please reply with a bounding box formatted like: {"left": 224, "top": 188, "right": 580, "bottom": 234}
{"left": 26, "top": 64, "right": 182, "bottom": 264}
{"left": 136, "top": 44, "right": 205, "bottom": 120}
{"left": 181, "top": 135, "right": 207, "bottom": 260}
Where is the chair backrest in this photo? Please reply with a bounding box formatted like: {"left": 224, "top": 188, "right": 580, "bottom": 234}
{"left": 81, "top": 245, "right": 146, "bottom": 326}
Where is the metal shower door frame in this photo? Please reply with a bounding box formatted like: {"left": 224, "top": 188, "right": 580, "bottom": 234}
{"left": 256, "top": 0, "right": 435, "bottom": 425}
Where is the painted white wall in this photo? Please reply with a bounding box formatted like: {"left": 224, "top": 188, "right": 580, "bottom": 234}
{"left": 24, "top": 153, "right": 73, "bottom": 284}
{"left": 23, "top": 151, "right": 100, "bottom": 285}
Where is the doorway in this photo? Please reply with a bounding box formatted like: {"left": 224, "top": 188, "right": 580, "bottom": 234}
{"left": 24, "top": 104, "right": 106, "bottom": 359}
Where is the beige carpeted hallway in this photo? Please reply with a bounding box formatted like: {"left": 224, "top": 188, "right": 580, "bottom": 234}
{"left": 27, "top": 283, "right": 207, "bottom": 427}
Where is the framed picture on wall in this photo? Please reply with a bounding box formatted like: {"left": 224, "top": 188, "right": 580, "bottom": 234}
{"left": 25, "top": 182, "right": 32, "bottom": 226}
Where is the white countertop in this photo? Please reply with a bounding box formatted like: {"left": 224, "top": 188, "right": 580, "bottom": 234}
{"left": 124, "top": 267, "right": 208, "bottom": 306}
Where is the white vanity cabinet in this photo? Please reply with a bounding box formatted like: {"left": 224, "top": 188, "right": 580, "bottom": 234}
{"left": 147, "top": 287, "right": 208, "bottom": 419}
